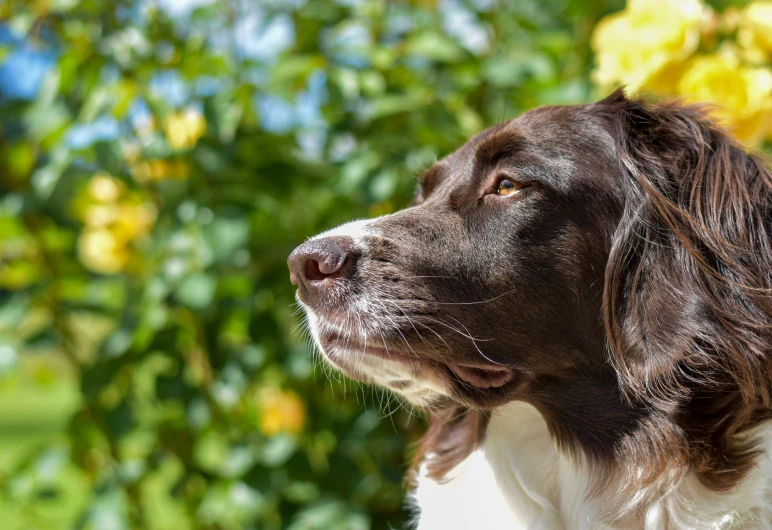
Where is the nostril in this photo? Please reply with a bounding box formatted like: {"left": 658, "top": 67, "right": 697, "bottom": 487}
{"left": 288, "top": 235, "right": 356, "bottom": 295}
{"left": 304, "top": 259, "right": 327, "bottom": 282}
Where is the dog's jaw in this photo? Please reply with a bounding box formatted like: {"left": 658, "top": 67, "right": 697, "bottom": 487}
{"left": 299, "top": 290, "right": 454, "bottom": 407}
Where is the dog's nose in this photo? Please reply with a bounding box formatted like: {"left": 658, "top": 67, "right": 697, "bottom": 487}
{"left": 288, "top": 236, "right": 355, "bottom": 305}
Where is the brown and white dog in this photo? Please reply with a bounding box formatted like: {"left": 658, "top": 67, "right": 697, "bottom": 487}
{"left": 288, "top": 91, "right": 772, "bottom": 529}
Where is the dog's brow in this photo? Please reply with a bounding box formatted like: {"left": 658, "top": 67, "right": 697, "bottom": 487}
{"left": 473, "top": 129, "right": 526, "bottom": 172}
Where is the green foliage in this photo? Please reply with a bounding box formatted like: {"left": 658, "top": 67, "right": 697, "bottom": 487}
{"left": 2, "top": 0, "right": 725, "bottom": 528}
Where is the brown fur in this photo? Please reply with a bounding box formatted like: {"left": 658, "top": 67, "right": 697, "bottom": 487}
{"left": 291, "top": 90, "right": 772, "bottom": 499}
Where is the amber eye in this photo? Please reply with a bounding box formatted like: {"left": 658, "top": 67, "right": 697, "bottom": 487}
{"left": 495, "top": 178, "right": 525, "bottom": 196}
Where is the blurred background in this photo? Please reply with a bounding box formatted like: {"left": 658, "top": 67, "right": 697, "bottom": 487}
{"left": 0, "top": 0, "right": 769, "bottom": 529}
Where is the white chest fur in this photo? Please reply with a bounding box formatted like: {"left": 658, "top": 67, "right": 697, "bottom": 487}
{"left": 410, "top": 402, "right": 772, "bottom": 530}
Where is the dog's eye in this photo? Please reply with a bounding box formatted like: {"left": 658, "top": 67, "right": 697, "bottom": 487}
{"left": 495, "top": 178, "right": 526, "bottom": 196}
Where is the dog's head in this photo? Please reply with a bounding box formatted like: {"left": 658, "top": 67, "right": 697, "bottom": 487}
{"left": 288, "top": 91, "right": 772, "bottom": 426}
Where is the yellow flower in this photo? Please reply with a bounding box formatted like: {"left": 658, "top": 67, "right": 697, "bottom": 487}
{"left": 258, "top": 388, "right": 306, "bottom": 436}
{"left": 77, "top": 174, "right": 158, "bottom": 273}
{"left": 677, "top": 53, "right": 772, "bottom": 146}
{"left": 131, "top": 159, "right": 190, "bottom": 183}
{"left": 164, "top": 107, "right": 206, "bottom": 150}
{"left": 81, "top": 176, "right": 157, "bottom": 236}
{"left": 737, "top": 1, "right": 772, "bottom": 63}
{"left": 111, "top": 202, "right": 157, "bottom": 241}
{"left": 88, "top": 173, "right": 123, "bottom": 203}
{"left": 592, "top": 0, "right": 708, "bottom": 94}
{"left": 83, "top": 204, "right": 119, "bottom": 227}
{"left": 77, "top": 228, "right": 130, "bottom": 274}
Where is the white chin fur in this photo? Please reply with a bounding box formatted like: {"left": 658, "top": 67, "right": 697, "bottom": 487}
{"left": 301, "top": 303, "right": 451, "bottom": 406}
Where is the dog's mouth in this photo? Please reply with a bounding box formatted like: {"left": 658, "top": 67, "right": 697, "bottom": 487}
{"left": 320, "top": 331, "right": 514, "bottom": 390}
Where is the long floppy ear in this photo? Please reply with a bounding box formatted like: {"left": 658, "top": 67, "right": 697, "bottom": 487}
{"left": 408, "top": 407, "right": 487, "bottom": 483}
{"left": 598, "top": 90, "right": 772, "bottom": 405}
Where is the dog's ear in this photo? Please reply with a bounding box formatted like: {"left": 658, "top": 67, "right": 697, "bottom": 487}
{"left": 597, "top": 92, "right": 772, "bottom": 404}
{"left": 409, "top": 407, "right": 487, "bottom": 483}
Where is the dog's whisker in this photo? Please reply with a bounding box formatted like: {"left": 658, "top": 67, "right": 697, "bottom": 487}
{"left": 373, "top": 299, "right": 418, "bottom": 357}
{"left": 420, "top": 315, "right": 493, "bottom": 348}
{"left": 383, "top": 299, "right": 429, "bottom": 344}
{"left": 399, "top": 275, "right": 455, "bottom": 280}
{"left": 421, "top": 289, "right": 518, "bottom": 306}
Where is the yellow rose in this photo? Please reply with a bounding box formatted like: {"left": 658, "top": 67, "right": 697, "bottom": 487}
{"left": 164, "top": 107, "right": 206, "bottom": 150}
{"left": 258, "top": 388, "right": 306, "bottom": 436}
{"left": 592, "top": 0, "right": 708, "bottom": 94}
{"left": 77, "top": 228, "right": 130, "bottom": 274}
{"left": 677, "top": 53, "right": 772, "bottom": 146}
{"left": 737, "top": 1, "right": 772, "bottom": 63}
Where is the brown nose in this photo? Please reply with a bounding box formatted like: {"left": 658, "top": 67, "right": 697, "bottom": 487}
{"left": 288, "top": 236, "right": 355, "bottom": 306}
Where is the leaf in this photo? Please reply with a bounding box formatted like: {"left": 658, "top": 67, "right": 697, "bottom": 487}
{"left": 261, "top": 434, "right": 298, "bottom": 467}
{"left": 337, "top": 149, "right": 380, "bottom": 192}
{"left": 202, "top": 215, "right": 250, "bottom": 262}
{"left": 174, "top": 273, "right": 217, "bottom": 310}
{"left": 156, "top": 373, "right": 187, "bottom": 401}
{"left": 365, "top": 92, "right": 430, "bottom": 120}
{"left": 81, "top": 359, "right": 122, "bottom": 397}
{"left": 104, "top": 399, "right": 134, "bottom": 438}
{"left": 405, "top": 31, "right": 466, "bottom": 63}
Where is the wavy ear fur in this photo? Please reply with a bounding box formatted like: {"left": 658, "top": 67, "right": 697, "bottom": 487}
{"left": 599, "top": 90, "right": 772, "bottom": 407}
{"left": 409, "top": 407, "right": 487, "bottom": 483}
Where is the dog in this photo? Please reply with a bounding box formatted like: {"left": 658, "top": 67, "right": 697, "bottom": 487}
{"left": 288, "top": 90, "right": 772, "bottom": 529}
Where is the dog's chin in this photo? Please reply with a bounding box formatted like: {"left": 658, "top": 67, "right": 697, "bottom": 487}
{"left": 316, "top": 331, "right": 453, "bottom": 407}
{"left": 306, "top": 311, "right": 517, "bottom": 408}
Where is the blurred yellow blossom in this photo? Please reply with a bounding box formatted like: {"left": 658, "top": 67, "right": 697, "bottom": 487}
{"left": 258, "top": 388, "right": 306, "bottom": 436}
{"left": 164, "top": 107, "right": 206, "bottom": 150}
{"left": 77, "top": 228, "right": 131, "bottom": 274}
{"left": 83, "top": 204, "right": 118, "bottom": 227}
{"left": 88, "top": 173, "right": 123, "bottom": 202}
{"left": 677, "top": 52, "right": 772, "bottom": 145}
{"left": 737, "top": 1, "right": 772, "bottom": 63}
{"left": 76, "top": 174, "right": 157, "bottom": 274}
{"left": 592, "top": 0, "right": 708, "bottom": 93}
{"left": 109, "top": 202, "right": 157, "bottom": 242}
{"left": 720, "top": 7, "right": 742, "bottom": 34}
{"left": 131, "top": 158, "right": 190, "bottom": 183}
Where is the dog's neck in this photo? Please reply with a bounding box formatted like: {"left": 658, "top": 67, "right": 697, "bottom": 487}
{"left": 411, "top": 397, "right": 772, "bottom": 530}
{"left": 528, "top": 368, "right": 650, "bottom": 459}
